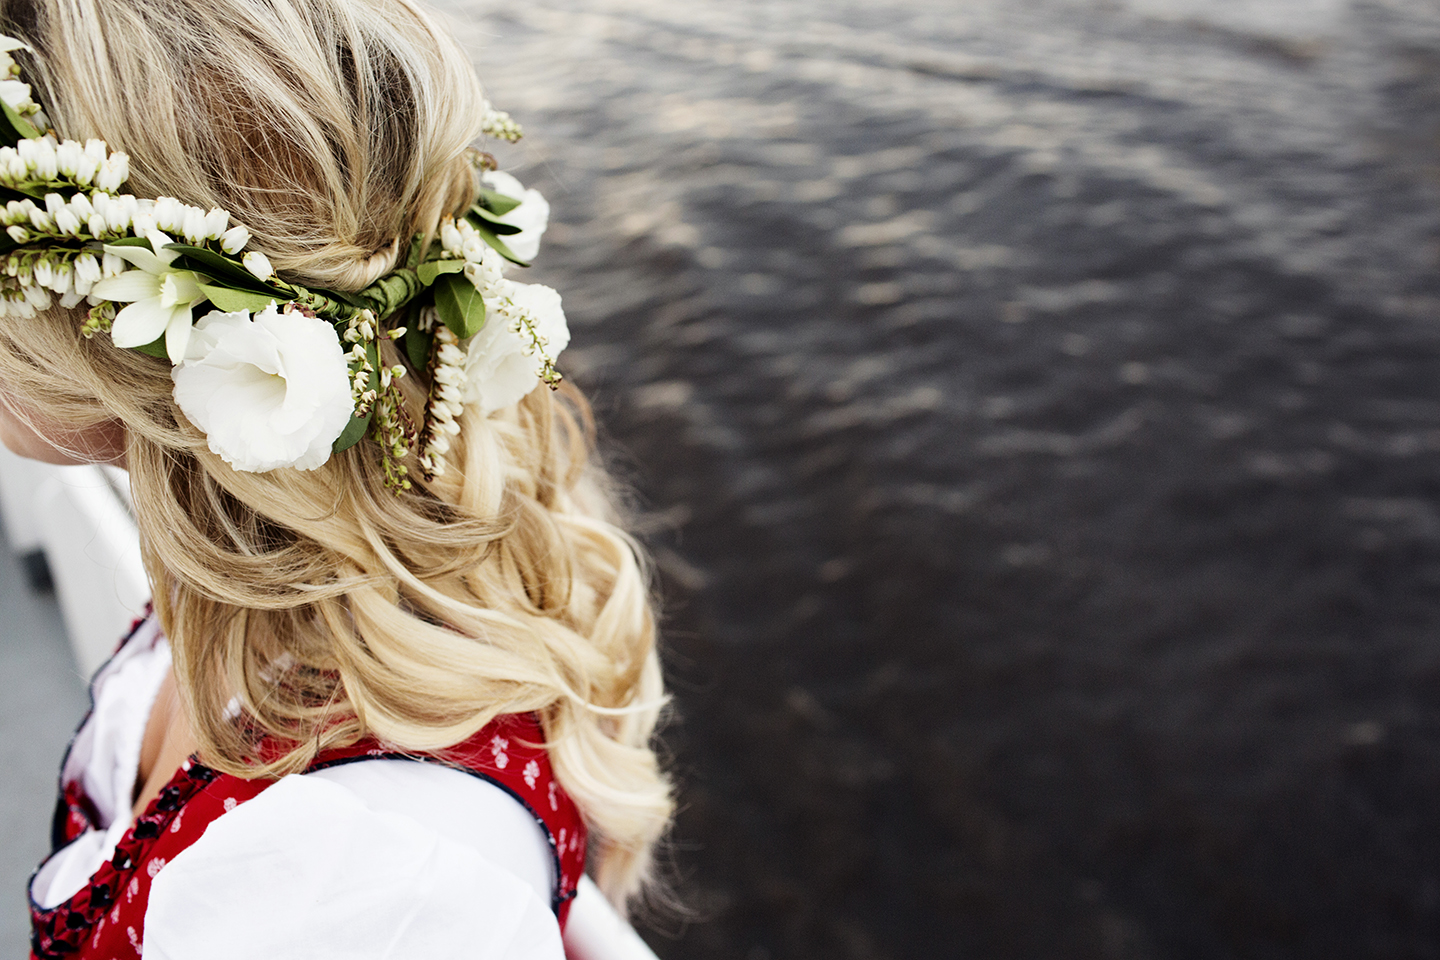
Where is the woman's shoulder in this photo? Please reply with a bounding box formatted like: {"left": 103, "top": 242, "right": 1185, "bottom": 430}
{"left": 145, "top": 764, "right": 563, "bottom": 959}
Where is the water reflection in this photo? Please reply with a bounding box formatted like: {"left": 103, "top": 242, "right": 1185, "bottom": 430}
{"left": 441, "top": 0, "right": 1440, "bottom": 956}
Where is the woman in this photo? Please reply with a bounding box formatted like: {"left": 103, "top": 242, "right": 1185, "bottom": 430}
{"left": 1, "top": 1, "right": 673, "bottom": 957}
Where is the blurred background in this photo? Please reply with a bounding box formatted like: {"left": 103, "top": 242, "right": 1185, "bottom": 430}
{"left": 9, "top": 0, "right": 1440, "bottom": 956}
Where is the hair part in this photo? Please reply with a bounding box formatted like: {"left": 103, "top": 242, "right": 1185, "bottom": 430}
{"left": 0, "top": 0, "right": 673, "bottom": 907}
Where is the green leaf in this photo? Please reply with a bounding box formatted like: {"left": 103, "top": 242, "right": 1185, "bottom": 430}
{"left": 477, "top": 188, "right": 523, "bottom": 217}
{"left": 403, "top": 324, "right": 433, "bottom": 372}
{"left": 197, "top": 283, "right": 277, "bottom": 314}
{"left": 333, "top": 337, "right": 379, "bottom": 454}
{"left": 331, "top": 409, "right": 372, "bottom": 454}
{"left": 164, "top": 243, "right": 285, "bottom": 296}
{"left": 0, "top": 97, "right": 41, "bottom": 148}
{"left": 433, "top": 273, "right": 486, "bottom": 339}
{"left": 464, "top": 221, "right": 531, "bottom": 267}
{"left": 313, "top": 286, "right": 367, "bottom": 308}
{"left": 405, "top": 233, "right": 427, "bottom": 270}
{"left": 415, "top": 258, "right": 465, "bottom": 286}
{"left": 132, "top": 334, "right": 169, "bottom": 359}
{"left": 466, "top": 203, "right": 523, "bottom": 235}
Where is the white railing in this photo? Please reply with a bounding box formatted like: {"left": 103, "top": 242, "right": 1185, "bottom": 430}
{"left": 0, "top": 448, "right": 148, "bottom": 676}
{"left": 0, "top": 445, "right": 660, "bottom": 960}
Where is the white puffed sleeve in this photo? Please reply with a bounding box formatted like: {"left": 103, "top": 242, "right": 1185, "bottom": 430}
{"left": 142, "top": 774, "right": 563, "bottom": 960}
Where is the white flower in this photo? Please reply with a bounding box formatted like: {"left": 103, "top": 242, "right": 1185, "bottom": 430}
{"left": 242, "top": 250, "right": 273, "bottom": 281}
{"left": 202, "top": 207, "right": 228, "bottom": 240}
{"left": 0, "top": 35, "right": 37, "bottom": 118}
{"left": 462, "top": 281, "right": 569, "bottom": 415}
{"left": 220, "top": 225, "right": 250, "bottom": 254}
{"left": 482, "top": 170, "right": 549, "bottom": 263}
{"left": 91, "top": 230, "right": 208, "bottom": 362}
{"left": 171, "top": 305, "right": 354, "bottom": 472}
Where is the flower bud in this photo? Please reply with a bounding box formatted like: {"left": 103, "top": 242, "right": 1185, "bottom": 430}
{"left": 203, "top": 207, "right": 228, "bottom": 240}
{"left": 154, "top": 197, "right": 180, "bottom": 233}
{"left": 74, "top": 253, "right": 100, "bottom": 284}
{"left": 440, "top": 220, "right": 462, "bottom": 252}
{"left": 74, "top": 154, "right": 99, "bottom": 186}
{"left": 53, "top": 208, "right": 79, "bottom": 236}
{"left": 220, "top": 225, "right": 250, "bottom": 254}
{"left": 50, "top": 262, "right": 72, "bottom": 295}
{"left": 55, "top": 140, "right": 81, "bottom": 178}
{"left": 182, "top": 205, "right": 206, "bottom": 243}
{"left": 33, "top": 139, "right": 57, "bottom": 181}
{"left": 22, "top": 284, "right": 50, "bottom": 309}
{"left": 242, "top": 250, "right": 274, "bottom": 281}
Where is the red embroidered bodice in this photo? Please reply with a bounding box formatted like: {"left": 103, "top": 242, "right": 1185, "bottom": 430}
{"left": 30, "top": 693, "right": 587, "bottom": 960}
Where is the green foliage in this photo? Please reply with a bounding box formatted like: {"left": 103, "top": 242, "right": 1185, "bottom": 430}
{"left": 416, "top": 258, "right": 465, "bottom": 286}
{"left": 0, "top": 97, "right": 39, "bottom": 148}
{"left": 197, "top": 283, "right": 276, "bottom": 314}
{"left": 477, "top": 188, "right": 523, "bottom": 217}
{"left": 331, "top": 408, "right": 372, "bottom": 453}
{"left": 433, "top": 273, "right": 486, "bottom": 339}
{"left": 132, "top": 334, "right": 168, "bottom": 359}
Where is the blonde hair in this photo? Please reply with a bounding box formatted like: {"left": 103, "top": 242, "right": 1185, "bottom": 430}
{"left": 0, "top": 0, "right": 672, "bottom": 906}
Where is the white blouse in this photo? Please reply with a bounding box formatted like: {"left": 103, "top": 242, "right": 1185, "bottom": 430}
{"left": 30, "top": 617, "right": 565, "bottom": 959}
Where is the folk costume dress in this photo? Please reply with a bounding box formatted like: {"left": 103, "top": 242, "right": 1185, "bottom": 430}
{"left": 28, "top": 613, "right": 587, "bottom": 960}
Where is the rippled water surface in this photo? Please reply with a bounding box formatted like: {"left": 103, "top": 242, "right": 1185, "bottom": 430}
{"left": 438, "top": 1, "right": 1440, "bottom": 956}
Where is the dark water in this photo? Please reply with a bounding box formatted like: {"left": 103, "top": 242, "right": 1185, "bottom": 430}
{"left": 440, "top": 1, "right": 1440, "bottom": 956}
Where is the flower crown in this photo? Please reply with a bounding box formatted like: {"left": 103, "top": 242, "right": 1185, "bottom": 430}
{"left": 0, "top": 35, "right": 568, "bottom": 489}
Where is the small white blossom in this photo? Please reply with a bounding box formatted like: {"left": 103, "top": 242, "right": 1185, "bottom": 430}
{"left": 153, "top": 197, "right": 180, "bottom": 233}
{"left": 220, "top": 225, "right": 250, "bottom": 255}
{"left": 181, "top": 205, "right": 206, "bottom": 243}
{"left": 171, "top": 304, "right": 355, "bottom": 472}
{"left": 202, "top": 208, "right": 228, "bottom": 240}
{"left": 0, "top": 35, "right": 40, "bottom": 119}
{"left": 242, "top": 250, "right": 273, "bottom": 281}
{"left": 53, "top": 207, "right": 79, "bottom": 236}
{"left": 55, "top": 140, "right": 81, "bottom": 177}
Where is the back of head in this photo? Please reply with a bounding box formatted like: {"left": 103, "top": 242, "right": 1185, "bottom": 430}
{"left": 14, "top": 0, "right": 483, "bottom": 288}
{"left": 0, "top": 0, "right": 672, "bottom": 907}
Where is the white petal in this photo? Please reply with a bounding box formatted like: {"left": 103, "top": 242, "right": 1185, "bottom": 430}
{"left": 103, "top": 243, "right": 167, "bottom": 276}
{"left": 164, "top": 305, "right": 194, "bottom": 363}
{"left": 90, "top": 270, "right": 162, "bottom": 303}
{"left": 159, "top": 271, "right": 203, "bottom": 308}
{"left": 109, "top": 297, "right": 173, "bottom": 348}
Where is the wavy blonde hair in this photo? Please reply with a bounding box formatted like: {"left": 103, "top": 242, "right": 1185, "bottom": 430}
{"left": 0, "top": 0, "right": 672, "bottom": 906}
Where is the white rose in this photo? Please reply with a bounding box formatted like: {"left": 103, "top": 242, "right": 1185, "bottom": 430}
{"left": 482, "top": 170, "right": 550, "bottom": 263}
{"left": 463, "top": 281, "right": 570, "bottom": 415}
{"left": 171, "top": 305, "right": 354, "bottom": 472}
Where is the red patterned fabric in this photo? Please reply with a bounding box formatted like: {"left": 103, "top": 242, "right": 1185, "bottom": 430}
{"left": 29, "top": 713, "right": 587, "bottom": 959}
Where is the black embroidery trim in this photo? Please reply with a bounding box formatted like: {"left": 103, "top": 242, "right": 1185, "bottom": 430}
{"left": 28, "top": 763, "right": 216, "bottom": 960}
{"left": 47, "top": 608, "right": 154, "bottom": 852}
